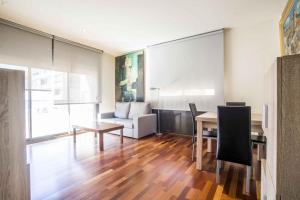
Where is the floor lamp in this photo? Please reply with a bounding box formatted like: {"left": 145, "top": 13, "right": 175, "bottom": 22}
{"left": 150, "top": 87, "right": 162, "bottom": 137}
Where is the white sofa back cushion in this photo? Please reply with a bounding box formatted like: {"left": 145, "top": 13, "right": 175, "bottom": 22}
{"left": 114, "top": 102, "right": 130, "bottom": 119}
{"left": 128, "top": 102, "right": 151, "bottom": 119}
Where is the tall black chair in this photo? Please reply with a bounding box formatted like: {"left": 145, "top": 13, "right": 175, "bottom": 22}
{"left": 189, "top": 103, "right": 217, "bottom": 161}
{"left": 226, "top": 102, "right": 267, "bottom": 159}
{"left": 216, "top": 106, "right": 252, "bottom": 193}
{"left": 226, "top": 102, "right": 246, "bottom": 106}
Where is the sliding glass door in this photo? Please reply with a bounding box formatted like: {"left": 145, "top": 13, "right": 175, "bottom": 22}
{"left": 0, "top": 64, "right": 98, "bottom": 140}
{"left": 69, "top": 73, "right": 97, "bottom": 126}
{"left": 1, "top": 19, "right": 101, "bottom": 141}
{"left": 31, "top": 68, "right": 70, "bottom": 137}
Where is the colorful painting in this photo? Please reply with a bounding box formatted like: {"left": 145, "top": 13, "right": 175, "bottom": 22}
{"left": 115, "top": 51, "right": 144, "bottom": 102}
{"left": 280, "top": 0, "right": 300, "bottom": 55}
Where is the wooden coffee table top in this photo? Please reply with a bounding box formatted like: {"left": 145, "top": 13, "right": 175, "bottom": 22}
{"left": 73, "top": 122, "right": 124, "bottom": 133}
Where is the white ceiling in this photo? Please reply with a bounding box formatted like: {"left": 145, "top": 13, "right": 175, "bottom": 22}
{"left": 0, "top": 0, "right": 287, "bottom": 56}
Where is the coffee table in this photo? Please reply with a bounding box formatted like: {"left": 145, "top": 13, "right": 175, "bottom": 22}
{"left": 72, "top": 122, "right": 124, "bottom": 151}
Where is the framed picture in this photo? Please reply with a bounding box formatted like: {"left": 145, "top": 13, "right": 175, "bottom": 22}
{"left": 115, "top": 51, "right": 144, "bottom": 102}
{"left": 280, "top": 0, "right": 300, "bottom": 55}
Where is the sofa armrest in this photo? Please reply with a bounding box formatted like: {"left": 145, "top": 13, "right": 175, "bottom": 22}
{"left": 133, "top": 114, "right": 157, "bottom": 138}
{"left": 101, "top": 112, "right": 114, "bottom": 119}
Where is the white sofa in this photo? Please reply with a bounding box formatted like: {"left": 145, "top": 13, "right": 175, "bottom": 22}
{"left": 100, "top": 102, "right": 157, "bottom": 139}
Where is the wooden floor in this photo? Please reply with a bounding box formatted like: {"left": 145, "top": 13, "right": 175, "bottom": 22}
{"left": 27, "top": 133, "right": 261, "bottom": 200}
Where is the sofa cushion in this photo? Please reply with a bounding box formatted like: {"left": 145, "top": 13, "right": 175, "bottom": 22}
{"left": 128, "top": 102, "right": 151, "bottom": 119}
{"left": 114, "top": 102, "right": 130, "bottom": 119}
{"left": 100, "top": 118, "right": 134, "bottom": 129}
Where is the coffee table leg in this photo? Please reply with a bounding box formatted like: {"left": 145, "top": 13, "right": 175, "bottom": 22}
{"left": 120, "top": 128, "right": 123, "bottom": 144}
{"left": 99, "top": 131, "right": 104, "bottom": 151}
{"left": 73, "top": 128, "right": 76, "bottom": 143}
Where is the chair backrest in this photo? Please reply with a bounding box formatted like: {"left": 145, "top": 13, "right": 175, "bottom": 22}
{"left": 189, "top": 103, "right": 197, "bottom": 118}
{"left": 226, "top": 102, "right": 246, "bottom": 106}
{"left": 189, "top": 103, "right": 197, "bottom": 133}
{"left": 217, "top": 106, "right": 252, "bottom": 166}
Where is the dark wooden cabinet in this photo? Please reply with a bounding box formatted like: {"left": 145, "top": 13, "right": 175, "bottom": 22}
{"left": 152, "top": 109, "right": 203, "bottom": 135}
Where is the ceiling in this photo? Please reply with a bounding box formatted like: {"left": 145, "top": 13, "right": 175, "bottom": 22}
{"left": 0, "top": 0, "right": 287, "bottom": 56}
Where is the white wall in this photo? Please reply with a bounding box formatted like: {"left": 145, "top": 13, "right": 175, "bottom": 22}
{"left": 101, "top": 19, "right": 281, "bottom": 114}
{"left": 224, "top": 18, "right": 281, "bottom": 113}
{"left": 144, "top": 19, "right": 280, "bottom": 113}
{"left": 100, "top": 52, "right": 115, "bottom": 112}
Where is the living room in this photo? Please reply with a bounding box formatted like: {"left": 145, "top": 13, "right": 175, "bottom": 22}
{"left": 1, "top": 0, "right": 300, "bottom": 200}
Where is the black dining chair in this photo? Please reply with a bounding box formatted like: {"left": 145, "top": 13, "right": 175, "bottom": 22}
{"left": 216, "top": 106, "right": 252, "bottom": 193}
{"left": 189, "top": 103, "right": 217, "bottom": 161}
{"left": 226, "top": 101, "right": 267, "bottom": 155}
{"left": 226, "top": 102, "right": 267, "bottom": 160}
{"left": 226, "top": 102, "right": 246, "bottom": 106}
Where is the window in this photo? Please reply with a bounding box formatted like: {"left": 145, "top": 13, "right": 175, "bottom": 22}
{"left": 69, "top": 73, "right": 98, "bottom": 103}
{"left": 70, "top": 104, "right": 96, "bottom": 127}
{"left": 0, "top": 22, "right": 101, "bottom": 141}
{"left": 0, "top": 64, "right": 98, "bottom": 140}
{"left": 31, "top": 68, "right": 69, "bottom": 137}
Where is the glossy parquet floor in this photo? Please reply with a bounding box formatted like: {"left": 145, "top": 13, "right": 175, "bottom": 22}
{"left": 27, "top": 133, "right": 261, "bottom": 200}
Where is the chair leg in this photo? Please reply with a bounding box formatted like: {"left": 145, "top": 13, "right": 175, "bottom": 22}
{"left": 216, "top": 160, "right": 221, "bottom": 183}
{"left": 257, "top": 144, "right": 261, "bottom": 161}
{"left": 192, "top": 142, "right": 195, "bottom": 161}
{"left": 193, "top": 135, "right": 196, "bottom": 143}
{"left": 207, "top": 138, "right": 212, "bottom": 152}
{"left": 246, "top": 165, "right": 251, "bottom": 193}
{"left": 221, "top": 160, "right": 224, "bottom": 169}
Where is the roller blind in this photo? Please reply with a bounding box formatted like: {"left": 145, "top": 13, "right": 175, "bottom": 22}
{"left": 53, "top": 39, "right": 101, "bottom": 103}
{"left": 146, "top": 30, "right": 224, "bottom": 111}
{"left": 0, "top": 23, "right": 52, "bottom": 68}
{"left": 0, "top": 20, "right": 102, "bottom": 104}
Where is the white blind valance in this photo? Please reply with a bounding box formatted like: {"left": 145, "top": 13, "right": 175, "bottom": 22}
{"left": 0, "top": 23, "right": 52, "bottom": 68}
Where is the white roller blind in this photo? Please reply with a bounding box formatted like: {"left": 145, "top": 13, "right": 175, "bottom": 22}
{"left": 0, "top": 23, "right": 52, "bottom": 68}
{"left": 53, "top": 39, "right": 101, "bottom": 103}
{"left": 0, "top": 20, "right": 102, "bottom": 104}
{"left": 146, "top": 30, "right": 224, "bottom": 111}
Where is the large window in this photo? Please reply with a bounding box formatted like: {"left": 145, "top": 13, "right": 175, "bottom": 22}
{"left": 70, "top": 104, "right": 96, "bottom": 127}
{"left": 0, "top": 21, "right": 101, "bottom": 140}
{"left": 0, "top": 64, "right": 98, "bottom": 140}
{"left": 31, "top": 68, "right": 70, "bottom": 137}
